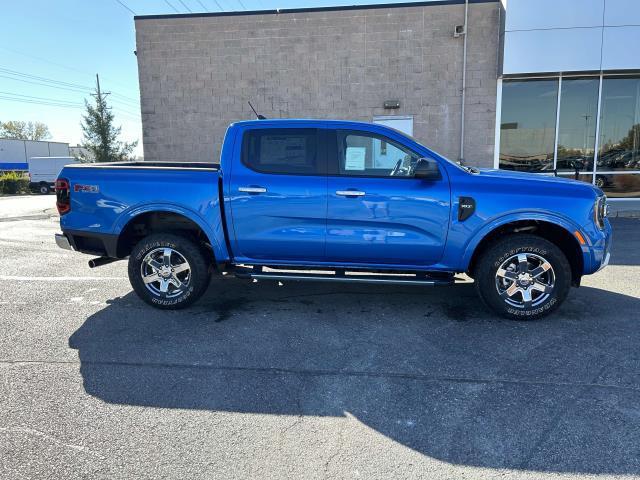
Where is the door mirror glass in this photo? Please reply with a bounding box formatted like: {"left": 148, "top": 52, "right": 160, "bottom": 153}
{"left": 413, "top": 158, "right": 441, "bottom": 180}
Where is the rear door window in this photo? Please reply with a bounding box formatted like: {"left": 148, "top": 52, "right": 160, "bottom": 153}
{"left": 241, "top": 128, "right": 324, "bottom": 175}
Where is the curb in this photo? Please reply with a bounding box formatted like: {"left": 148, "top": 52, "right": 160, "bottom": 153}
{"left": 609, "top": 210, "right": 640, "bottom": 218}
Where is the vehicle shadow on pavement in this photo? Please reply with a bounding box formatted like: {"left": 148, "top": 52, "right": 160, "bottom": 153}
{"left": 69, "top": 278, "right": 640, "bottom": 475}
{"left": 609, "top": 218, "right": 640, "bottom": 266}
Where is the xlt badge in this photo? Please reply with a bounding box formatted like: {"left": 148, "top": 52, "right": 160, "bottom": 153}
{"left": 458, "top": 196, "right": 476, "bottom": 221}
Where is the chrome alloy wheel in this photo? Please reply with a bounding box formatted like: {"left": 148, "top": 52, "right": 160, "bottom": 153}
{"left": 141, "top": 247, "right": 191, "bottom": 298}
{"left": 495, "top": 253, "right": 555, "bottom": 309}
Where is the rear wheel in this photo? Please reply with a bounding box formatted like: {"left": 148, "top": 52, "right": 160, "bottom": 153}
{"left": 474, "top": 235, "right": 571, "bottom": 320}
{"left": 39, "top": 183, "right": 50, "bottom": 194}
{"left": 128, "top": 233, "right": 211, "bottom": 309}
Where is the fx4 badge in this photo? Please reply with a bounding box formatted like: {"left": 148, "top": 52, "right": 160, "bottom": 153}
{"left": 73, "top": 184, "right": 99, "bottom": 193}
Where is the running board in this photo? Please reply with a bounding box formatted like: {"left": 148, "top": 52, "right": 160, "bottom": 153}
{"left": 234, "top": 268, "right": 456, "bottom": 286}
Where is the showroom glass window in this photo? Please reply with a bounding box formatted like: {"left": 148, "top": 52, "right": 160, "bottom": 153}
{"left": 499, "top": 79, "right": 558, "bottom": 172}
{"left": 597, "top": 77, "right": 640, "bottom": 197}
{"left": 556, "top": 78, "right": 599, "bottom": 173}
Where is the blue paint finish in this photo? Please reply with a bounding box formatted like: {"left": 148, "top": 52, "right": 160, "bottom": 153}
{"left": 58, "top": 119, "right": 612, "bottom": 278}
{"left": 326, "top": 176, "right": 451, "bottom": 265}
{"left": 226, "top": 121, "right": 328, "bottom": 262}
{"left": 0, "top": 162, "right": 28, "bottom": 171}
{"left": 59, "top": 165, "right": 228, "bottom": 262}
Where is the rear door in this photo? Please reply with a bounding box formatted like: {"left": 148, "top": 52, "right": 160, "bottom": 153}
{"left": 325, "top": 128, "right": 450, "bottom": 267}
{"left": 228, "top": 126, "right": 328, "bottom": 263}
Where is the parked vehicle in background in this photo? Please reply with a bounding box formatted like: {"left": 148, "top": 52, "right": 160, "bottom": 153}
{"left": 28, "top": 156, "right": 79, "bottom": 194}
{"left": 54, "top": 120, "right": 612, "bottom": 320}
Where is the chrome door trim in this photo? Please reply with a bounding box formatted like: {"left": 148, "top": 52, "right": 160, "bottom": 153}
{"left": 238, "top": 186, "right": 267, "bottom": 193}
{"left": 336, "top": 190, "right": 365, "bottom": 197}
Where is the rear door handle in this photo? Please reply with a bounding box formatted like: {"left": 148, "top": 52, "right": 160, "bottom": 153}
{"left": 336, "top": 190, "right": 365, "bottom": 197}
{"left": 239, "top": 186, "right": 267, "bottom": 194}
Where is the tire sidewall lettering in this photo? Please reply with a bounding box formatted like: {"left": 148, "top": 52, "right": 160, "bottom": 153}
{"left": 135, "top": 241, "right": 179, "bottom": 261}
{"left": 493, "top": 246, "right": 548, "bottom": 269}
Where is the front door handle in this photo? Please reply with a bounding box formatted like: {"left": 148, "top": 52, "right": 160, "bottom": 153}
{"left": 239, "top": 186, "right": 267, "bottom": 194}
{"left": 336, "top": 190, "right": 365, "bottom": 197}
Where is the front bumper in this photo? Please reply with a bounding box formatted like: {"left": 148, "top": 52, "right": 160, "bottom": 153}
{"left": 582, "top": 219, "right": 613, "bottom": 274}
{"left": 55, "top": 233, "right": 73, "bottom": 251}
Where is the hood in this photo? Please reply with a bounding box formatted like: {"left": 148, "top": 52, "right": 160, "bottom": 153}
{"left": 476, "top": 168, "right": 601, "bottom": 192}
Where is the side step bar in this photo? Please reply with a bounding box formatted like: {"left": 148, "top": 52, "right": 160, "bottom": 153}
{"left": 234, "top": 267, "right": 457, "bottom": 286}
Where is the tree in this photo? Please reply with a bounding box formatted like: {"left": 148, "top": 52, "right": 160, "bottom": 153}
{"left": 0, "top": 120, "right": 51, "bottom": 140}
{"left": 619, "top": 123, "right": 640, "bottom": 153}
{"left": 80, "top": 75, "right": 137, "bottom": 162}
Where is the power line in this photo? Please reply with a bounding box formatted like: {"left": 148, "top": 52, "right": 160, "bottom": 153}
{"left": 213, "top": 0, "right": 225, "bottom": 10}
{"left": 164, "top": 0, "right": 180, "bottom": 12}
{"left": 0, "top": 67, "right": 140, "bottom": 105}
{"left": 0, "top": 96, "right": 81, "bottom": 108}
{"left": 114, "top": 0, "right": 137, "bottom": 15}
{"left": 0, "top": 74, "right": 88, "bottom": 94}
{"left": 0, "top": 67, "right": 92, "bottom": 90}
{"left": 0, "top": 91, "right": 83, "bottom": 106}
{"left": 195, "top": 0, "right": 208, "bottom": 11}
{"left": 177, "top": 0, "right": 193, "bottom": 12}
{"left": 0, "top": 90, "right": 140, "bottom": 120}
{"left": 0, "top": 46, "right": 139, "bottom": 97}
{"left": 0, "top": 72, "right": 140, "bottom": 110}
{"left": 236, "top": 0, "right": 246, "bottom": 9}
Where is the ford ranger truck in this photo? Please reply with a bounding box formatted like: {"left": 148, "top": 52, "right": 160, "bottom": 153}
{"left": 54, "top": 120, "right": 612, "bottom": 319}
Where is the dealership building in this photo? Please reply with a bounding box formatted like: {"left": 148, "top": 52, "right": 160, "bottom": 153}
{"left": 135, "top": 0, "right": 640, "bottom": 199}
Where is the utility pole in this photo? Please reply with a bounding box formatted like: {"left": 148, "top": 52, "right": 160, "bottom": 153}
{"left": 89, "top": 74, "right": 112, "bottom": 160}
{"left": 93, "top": 74, "right": 110, "bottom": 123}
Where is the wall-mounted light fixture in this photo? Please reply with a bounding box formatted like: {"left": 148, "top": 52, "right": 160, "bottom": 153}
{"left": 383, "top": 100, "right": 400, "bottom": 109}
{"left": 453, "top": 25, "right": 466, "bottom": 38}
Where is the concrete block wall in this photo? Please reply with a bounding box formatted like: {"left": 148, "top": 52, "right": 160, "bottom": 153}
{"left": 135, "top": 1, "right": 499, "bottom": 167}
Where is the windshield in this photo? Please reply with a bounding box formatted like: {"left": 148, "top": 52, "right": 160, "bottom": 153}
{"left": 385, "top": 126, "right": 480, "bottom": 174}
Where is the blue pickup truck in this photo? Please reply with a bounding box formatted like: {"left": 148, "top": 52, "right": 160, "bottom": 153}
{"left": 54, "top": 119, "right": 612, "bottom": 319}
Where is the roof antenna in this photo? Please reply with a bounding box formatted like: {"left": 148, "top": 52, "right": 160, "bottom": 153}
{"left": 248, "top": 101, "right": 266, "bottom": 120}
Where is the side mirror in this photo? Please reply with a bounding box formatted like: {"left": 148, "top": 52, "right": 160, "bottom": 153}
{"left": 413, "top": 158, "right": 441, "bottom": 180}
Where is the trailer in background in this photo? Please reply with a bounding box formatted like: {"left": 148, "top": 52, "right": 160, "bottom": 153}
{"left": 0, "top": 139, "right": 70, "bottom": 173}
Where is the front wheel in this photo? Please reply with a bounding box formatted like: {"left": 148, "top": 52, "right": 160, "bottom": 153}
{"left": 128, "top": 233, "right": 211, "bottom": 309}
{"left": 474, "top": 235, "right": 572, "bottom": 320}
{"left": 39, "top": 183, "right": 51, "bottom": 195}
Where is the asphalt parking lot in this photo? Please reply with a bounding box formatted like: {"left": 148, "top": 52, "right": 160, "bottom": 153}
{"left": 1, "top": 194, "right": 639, "bottom": 480}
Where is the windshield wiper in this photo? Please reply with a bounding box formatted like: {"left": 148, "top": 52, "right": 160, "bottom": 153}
{"left": 458, "top": 163, "right": 479, "bottom": 174}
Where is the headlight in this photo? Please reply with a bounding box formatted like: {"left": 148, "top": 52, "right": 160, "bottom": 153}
{"left": 594, "top": 195, "right": 607, "bottom": 229}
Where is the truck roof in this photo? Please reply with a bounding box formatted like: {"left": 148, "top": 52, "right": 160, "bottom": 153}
{"left": 231, "top": 119, "right": 393, "bottom": 129}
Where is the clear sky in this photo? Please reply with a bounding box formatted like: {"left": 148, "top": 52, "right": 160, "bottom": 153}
{"left": 1, "top": 0, "right": 429, "bottom": 157}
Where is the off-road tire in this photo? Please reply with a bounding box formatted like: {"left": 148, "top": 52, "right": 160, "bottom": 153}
{"left": 474, "top": 234, "right": 571, "bottom": 320}
{"left": 128, "top": 233, "right": 211, "bottom": 310}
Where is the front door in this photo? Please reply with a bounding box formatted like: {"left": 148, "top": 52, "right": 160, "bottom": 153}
{"left": 326, "top": 128, "right": 450, "bottom": 267}
{"left": 228, "top": 126, "right": 327, "bottom": 263}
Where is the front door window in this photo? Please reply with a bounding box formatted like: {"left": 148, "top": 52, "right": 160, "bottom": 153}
{"left": 335, "top": 130, "right": 421, "bottom": 177}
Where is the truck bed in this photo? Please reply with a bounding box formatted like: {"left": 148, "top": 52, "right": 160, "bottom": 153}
{"left": 66, "top": 161, "right": 219, "bottom": 170}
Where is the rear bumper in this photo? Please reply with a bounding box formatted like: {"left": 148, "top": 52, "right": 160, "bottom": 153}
{"left": 55, "top": 230, "right": 119, "bottom": 257}
{"left": 55, "top": 233, "right": 73, "bottom": 250}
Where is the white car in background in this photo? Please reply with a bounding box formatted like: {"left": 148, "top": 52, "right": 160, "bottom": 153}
{"left": 28, "top": 156, "right": 79, "bottom": 194}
